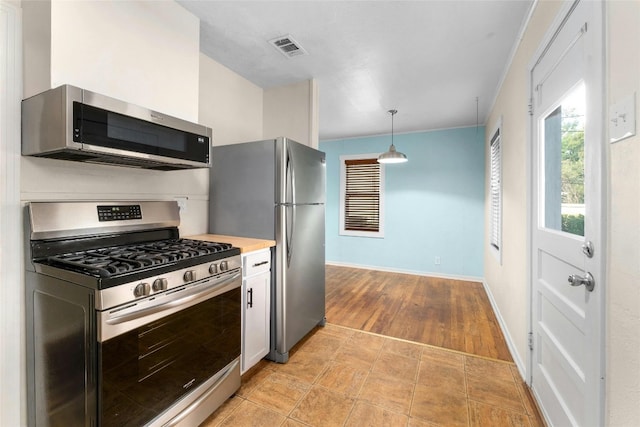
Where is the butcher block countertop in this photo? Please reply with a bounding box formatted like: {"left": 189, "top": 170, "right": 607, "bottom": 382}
{"left": 188, "top": 234, "right": 275, "bottom": 253}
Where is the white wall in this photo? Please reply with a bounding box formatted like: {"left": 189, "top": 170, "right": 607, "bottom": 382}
{"left": 199, "top": 63, "right": 320, "bottom": 148}
{"left": 483, "top": 0, "right": 562, "bottom": 371}
{"left": 605, "top": 2, "right": 640, "bottom": 424}
{"left": 50, "top": 0, "right": 199, "bottom": 121}
{"left": 199, "top": 53, "right": 263, "bottom": 146}
{"left": 263, "top": 79, "right": 319, "bottom": 148}
{"left": 21, "top": 0, "right": 208, "bottom": 237}
{"left": 21, "top": 0, "right": 50, "bottom": 96}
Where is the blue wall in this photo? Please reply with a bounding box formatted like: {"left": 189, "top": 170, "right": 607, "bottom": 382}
{"left": 320, "top": 126, "right": 485, "bottom": 278}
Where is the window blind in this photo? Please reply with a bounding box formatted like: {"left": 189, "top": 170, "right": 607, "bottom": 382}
{"left": 490, "top": 129, "right": 502, "bottom": 250}
{"left": 344, "top": 158, "right": 380, "bottom": 232}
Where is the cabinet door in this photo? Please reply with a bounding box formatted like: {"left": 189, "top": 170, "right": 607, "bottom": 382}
{"left": 242, "top": 271, "right": 270, "bottom": 373}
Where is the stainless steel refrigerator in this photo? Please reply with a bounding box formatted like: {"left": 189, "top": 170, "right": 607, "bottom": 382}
{"left": 209, "top": 137, "right": 326, "bottom": 363}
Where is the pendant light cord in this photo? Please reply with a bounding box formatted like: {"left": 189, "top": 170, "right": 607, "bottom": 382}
{"left": 389, "top": 109, "right": 397, "bottom": 146}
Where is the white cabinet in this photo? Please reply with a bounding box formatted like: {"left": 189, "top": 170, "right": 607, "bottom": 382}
{"left": 241, "top": 249, "right": 271, "bottom": 374}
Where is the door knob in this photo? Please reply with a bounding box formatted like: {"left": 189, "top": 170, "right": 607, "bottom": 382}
{"left": 568, "top": 272, "right": 595, "bottom": 292}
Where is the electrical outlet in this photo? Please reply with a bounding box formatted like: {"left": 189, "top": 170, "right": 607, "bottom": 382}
{"left": 434, "top": 256, "right": 441, "bottom": 265}
{"left": 175, "top": 197, "right": 188, "bottom": 213}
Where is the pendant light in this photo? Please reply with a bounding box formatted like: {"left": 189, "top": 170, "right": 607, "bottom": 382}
{"left": 377, "top": 109, "right": 408, "bottom": 164}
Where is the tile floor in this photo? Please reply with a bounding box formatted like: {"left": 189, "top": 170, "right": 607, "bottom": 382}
{"left": 200, "top": 324, "right": 544, "bottom": 427}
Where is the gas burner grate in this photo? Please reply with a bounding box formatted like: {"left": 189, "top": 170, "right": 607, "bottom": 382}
{"left": 46, "top": 239, "right": 234, "bottom": 278}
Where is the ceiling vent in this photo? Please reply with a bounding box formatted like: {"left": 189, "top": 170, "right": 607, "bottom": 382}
{"left": 269, "top": 35, "right": 308, "bottom": 58}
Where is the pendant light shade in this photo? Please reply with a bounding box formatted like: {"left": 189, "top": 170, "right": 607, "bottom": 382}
{"left": 377, "top": 109, "right": 408, "bottom": 164}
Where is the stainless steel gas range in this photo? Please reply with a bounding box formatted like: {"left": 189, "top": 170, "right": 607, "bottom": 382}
{"left": 25, "top": 201, "right": 241, "bottom": 427}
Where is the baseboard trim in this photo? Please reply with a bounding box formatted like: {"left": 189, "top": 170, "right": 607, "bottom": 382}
{"left": 481, "top": 279, "right": 526, "bottom": 379}
{"left": 325, "top": 261, "right": 483, "bottom": 283}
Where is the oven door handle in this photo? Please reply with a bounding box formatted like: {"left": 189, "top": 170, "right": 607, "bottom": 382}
{"left": 105, "top": 272, "right": 241, "bottom": 326}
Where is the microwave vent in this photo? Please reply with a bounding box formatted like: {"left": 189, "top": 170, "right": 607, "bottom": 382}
{"left": 35, "top": 150, "right": 193, "bottom": 170}
{"left": 269, "top": 35, "right": 308, "bottom": 58}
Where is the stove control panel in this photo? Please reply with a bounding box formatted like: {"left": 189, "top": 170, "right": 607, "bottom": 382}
{"left": 99, "top": 254, "right": 242, "bottom": 310}
{"left": 97, "top": 205, "right": 142, "bottom": 222}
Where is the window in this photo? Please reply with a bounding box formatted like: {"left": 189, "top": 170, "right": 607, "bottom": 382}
{"left": 340, "top": 154, "right": 385, "bottom": 238}
{"left": 489, "top": 123, "right": 502, "bottom": 259}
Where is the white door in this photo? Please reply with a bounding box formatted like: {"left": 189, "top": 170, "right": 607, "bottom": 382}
{"left": 530, "top": 1, "right": 605, "bottom": 426}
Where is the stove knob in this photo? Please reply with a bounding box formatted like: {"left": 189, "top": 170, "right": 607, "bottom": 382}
{"left": 220, "top": 261, "right": 229, "bottom": 271}
{"left": 209, "top": 263, "right": 218, "bottom": 274}
{"left": 152, "top": 278, "right": 168, "bottom": 292}
{"left": 133, "top": 282, "right": 150, "bottom": 298}
{"left": 183, "top": 270, "right": 196, "bottom": 282}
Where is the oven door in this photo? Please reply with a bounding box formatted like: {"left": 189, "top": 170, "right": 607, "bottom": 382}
{"left": 97, "top": 270, "right": 241, "bottom": 427}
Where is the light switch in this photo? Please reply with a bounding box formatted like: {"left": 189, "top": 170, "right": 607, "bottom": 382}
{"left": 609, "top": 92, "right": 636, "bottom": 143}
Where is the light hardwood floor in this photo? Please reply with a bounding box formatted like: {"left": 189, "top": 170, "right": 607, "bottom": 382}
{"left": 325, "top": 265, "right": 512, "bottom": 361}
{"left": 201, "top": 265, "right": 545, "bottom": 426}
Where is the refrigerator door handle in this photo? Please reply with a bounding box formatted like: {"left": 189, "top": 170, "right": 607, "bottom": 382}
{"left": 286, "top": 204, "right": 295, "bottom": 267}
{"left": 286, "top": 143, "right": 296, "bottom": 206}
{"left": 285, "top": 141, "right": 295, "bottom": 267}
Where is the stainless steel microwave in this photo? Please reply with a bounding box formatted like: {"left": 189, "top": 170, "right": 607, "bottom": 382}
{"left": 22, "top": 85, "right": 211, "bottom": 170}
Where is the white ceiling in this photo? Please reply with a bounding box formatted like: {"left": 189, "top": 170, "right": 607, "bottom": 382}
{"left": 177, "top": 1, "right": 533, "bottom": 141}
